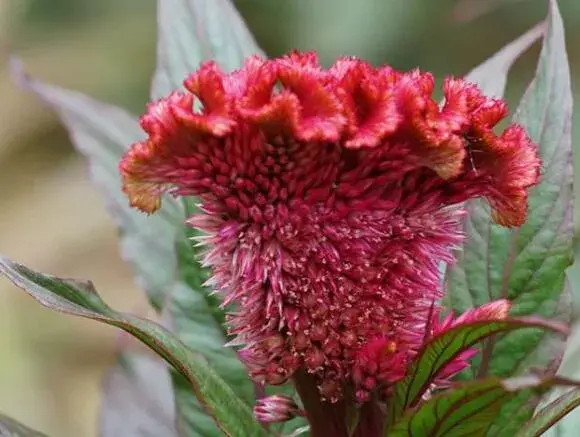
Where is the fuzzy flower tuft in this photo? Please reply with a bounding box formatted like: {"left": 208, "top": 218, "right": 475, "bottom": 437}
{"left": 120, "top": 51, "right": 540, "bottom": 402}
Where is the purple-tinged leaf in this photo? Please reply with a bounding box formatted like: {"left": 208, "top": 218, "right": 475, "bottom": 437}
{"left": 10, "top": 58, "right": 183, "bottom": 311}
{"left": 464, "top": 21, "right": 544, "bottom": 98}
{"left": 451, "top": 0, "right": 531, "bottom": 25}
{"left": 437, "top": 21, "right": 543, "bottom": 285}
{"left": 98, "top": 353, "right": 179, "bottom": 437}
{"left": 387, "top": 375, "right": 580, "bottom": 437}
{"left": 388, "top": 317, "right": 568, "bottom": 423}
{"left": 516, "top": 388, "right": 580, "bottom": 437}
{"left": 152, "top": 0, "right": 264, "bottom": 99}
{"left": 10, "top": 58, "right": 255, "bottom": 435}
{"left": 0, "top": 257, "right": 270, "bottom": 437}
{"left": 0, "top": 413, "right": 49, "bottom": 437}
{"left": 445, "top": 0, "right": 573, "bottom": 380}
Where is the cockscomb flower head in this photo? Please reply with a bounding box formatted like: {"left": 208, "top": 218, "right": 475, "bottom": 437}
{"left": 120, "top": 51, "right": 540, "bottom": 403}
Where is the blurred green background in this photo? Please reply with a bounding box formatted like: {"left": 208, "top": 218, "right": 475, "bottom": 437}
{"left": 0, "top": 1, "right": 578, "bottom": 436}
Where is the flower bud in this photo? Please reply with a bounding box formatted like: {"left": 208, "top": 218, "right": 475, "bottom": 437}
{"left": 253, "top": 395, "right": 301, "bottom": 424}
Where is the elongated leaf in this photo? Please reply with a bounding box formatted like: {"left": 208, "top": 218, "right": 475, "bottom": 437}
{"left": 169, "top": 237, "right": 244, "bottom": 436}
{"left": 487, "top": 2, "right": 576, "bottom": 427}
{"left": 516, "top": 389, "right": 580, "bottom": 437}
{"left": 172, "top": 201, "right": 253, "bottom": 379}
{"left": 173, "top": 374, "right": 222, "bottom": 436}
{"left": 388, "top": 318, "right": 567, "bottom": 423}
{"left": 485, "top": 284, "right": 573, "bottom": 437}
{"left": 437, "top": 22, "right": 543, "bottom": 283}
{"left": 445, "top": 0, "right": 573, "bottom": 380}
{"left": 167, "top": 281, "right": 256, "bottom": 434}
{"left": 152, "top": 1, "right": 265, "bottom": 431}
{"left": 388, "top": 380, "right": 510, "bottom": 437}
{"left": 98, "top": 353, "right": 178, "bottom": 437}
{"left": 0, "top": 414, "right": 49, "bottom": 437}
{"left": 0, "top": 257, "right": 270, "bottom": 437}
{"left": 11, "top": 57, "right": 256, "bottom": 434}
{"left": 10, "top": 58, "right": 183, "bottom": 311}
{"left": 168, "top": 205, "right": 256, "bottom": 436}
{"left": 387, "top": 375, "right": 574, "bottom": 437}
{"left": 152, "top": 0, "right": 264, "bottom": 98}
{"left": 464, "top": 22, "right": 544, "bottom": 98}
{"left": 539, "top": 322, "right": 580, "bottom": 437}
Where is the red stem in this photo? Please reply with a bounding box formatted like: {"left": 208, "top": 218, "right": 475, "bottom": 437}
{"left": 294, "top": 372, "right": 385, "bottom": 437}
{"left": 293, "top": 372, "right": 348, "bottom": 437}
{"left": 352, "top": 400, "right": 384, "bottom": 437}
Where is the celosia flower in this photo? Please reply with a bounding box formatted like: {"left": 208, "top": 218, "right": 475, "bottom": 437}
{"left": 120, "top": 52, "right": 540, "bottom": 403}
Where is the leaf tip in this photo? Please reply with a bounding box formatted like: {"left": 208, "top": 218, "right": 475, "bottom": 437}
{"left": 9, "top": 56, "right": 32, "bottom": 90}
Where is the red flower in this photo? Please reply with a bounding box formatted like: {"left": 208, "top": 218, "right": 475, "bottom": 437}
{"left": 120, "top": 51, "right": 540, "bottom": 402}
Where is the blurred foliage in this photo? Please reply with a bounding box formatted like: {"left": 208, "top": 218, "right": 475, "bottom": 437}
{"left": 0, "top": 1, "right": 579, "bottom": 437}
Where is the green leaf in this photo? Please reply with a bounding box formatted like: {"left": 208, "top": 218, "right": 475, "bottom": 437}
{"left": 479, "top": 4, "right": 576, "bottom": 432}
{"left": 516, "top": 389, "right": 580, "bottom": 437}
{"left": 539, "top": 322, "right": 580, "bottom": 437}
{"left": 484, "top": 284, "right": 573, "bottom": 437}
{"left": 388, "top": 379, "right": 510, "bottom": 437}
{"left": 10, "top": 57, "right": 183, "bottom": 312}
{"left": 167, "top": 281, "right": 256, "bottom": 434}
{"left": 152, "top": 0, "right": 265, "bottom": 99}
{"left": 0, "top": 257, "right": 270, "bottom": 437}
{"left": 11, "top": 55, "right": 257, "bottom": 434}
{"left": 99, "top": 353, "right": 178, "bottom": 437}
{"left": 388, "top": 318, "right": 567, "bottom": 424}
{"left": 464, "top": 22, "right": 544, "bottom": 98}
{"left": 387, "top": 375, "right": 573, "bottom": 437}
{"left": 0, "top": 413, "right": 49, "bottom": 437}
{"left": 168, "top": 204, "right": 257, "bottom": 435}
{"left": 444, "top": 0, "right": 573, "bottom": 379}
{"left": 173, "top": 373, "right": 220, "bottom": 436}
{"left": 171, "top": 203, "right": 250, "bottom": 389}
{"left": 437, "top": 22, "right": 542, "bottom": 283}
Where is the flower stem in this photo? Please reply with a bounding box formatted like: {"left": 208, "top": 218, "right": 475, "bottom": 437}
{"left": 293, "top": 372, "right": 348, "bottom": 437}
{"left": 352, "top": 400, "right": 384, "bottom": 437}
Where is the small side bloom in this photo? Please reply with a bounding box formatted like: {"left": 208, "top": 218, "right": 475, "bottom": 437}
{"left": 254, "top": 394, "right": 302, "bottom": 424}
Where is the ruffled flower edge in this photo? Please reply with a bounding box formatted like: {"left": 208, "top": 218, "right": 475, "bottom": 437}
{"left": 120, "top": 51, "right": 541, "bottom": 227}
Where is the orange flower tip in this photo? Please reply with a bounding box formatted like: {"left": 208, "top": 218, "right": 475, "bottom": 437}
{"left": 123, "top": 180, "right": 162, "bottom": 214}
{"left": 385, "top": 341, "right": 397, "bottom": 354}
{"left": 427, "top": 149, "right": 466, "bottom": 180}
{"left": 344, "top": 135, "right": 381, "bottom": 149}
{"left": 211, "top": 119, "right": 236, "bottom": 136}
{"left": 457, "top": 299, "right": 512, "bottom": 323}
{"left": 491, "top": 206, "right": 527, "bottom": 228}
{"left": 433, "top": 162, "right": 463, "bottom": 180}
{"left": 483, "top": 299, "right": 512, "bottom": 319}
